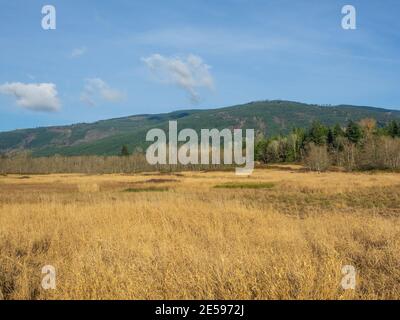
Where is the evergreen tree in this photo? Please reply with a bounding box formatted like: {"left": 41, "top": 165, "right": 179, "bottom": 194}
{"left": 345, "top": 120, "right": 363, "bottom": 144}
{"left": 387, "top": 120, "right": 399, "bottom": 137}
{"left": 255, "top": 139, "right": 268, "bottom": 163}
{"left": 120, "top": 145, "right": 130, "bottom": 156}
{"left": 333, "top": 123, "right": 345, "bottom": 138}
{"left": 327, "top": 128, "right": 334, "bottom": 147}
{"left": 307, "top": 121, "right": 328, "bottom": 145}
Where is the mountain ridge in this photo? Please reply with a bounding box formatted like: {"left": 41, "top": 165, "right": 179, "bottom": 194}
{"left": 1, "top": 100, "right": 400, "bottom": 156}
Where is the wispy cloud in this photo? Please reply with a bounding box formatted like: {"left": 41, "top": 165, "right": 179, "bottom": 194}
{"left": 0, "top": 82, "right": 61, "bottom": 112}
{"left": 142, "top": 53, "right": 214, "bottom": 103}
{"left": 80, "top": 78, "right": 124, "bottom": 106}
{"left": 131, "top": 28, "right": 287, "bottom": 54}
{"left": 129, "top": 25, "right": 400, "bottom": 65}
{"left": 70, "top": 47, "right": 87, "bottom": 58}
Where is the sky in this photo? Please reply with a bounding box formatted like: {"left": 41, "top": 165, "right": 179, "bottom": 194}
{"left": 0, "top": 0, "right": 400, "bottom": 132}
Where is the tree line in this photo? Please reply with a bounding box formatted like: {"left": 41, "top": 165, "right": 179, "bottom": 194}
{"left": 255, "top": 119, "right": 400, "bottom": 171}
{"left": 0, "top": 152, "right": 232, "bottom": 175}
{"left": 1, "top": 119, "right": 399, "bottom": 174}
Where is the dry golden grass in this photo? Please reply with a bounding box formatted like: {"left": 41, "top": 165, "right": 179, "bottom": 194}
{"left": 0, "top": 165, "right": 399, "bottom": 300}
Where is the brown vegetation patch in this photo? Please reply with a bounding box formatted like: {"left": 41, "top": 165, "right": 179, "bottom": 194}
{"left": 141, "top": 178, "right": 179, "bottom": 184}
{"left": 141, "top": 172, "right": 184, "bottom": 177}
{"left": 123, "top": 187, "right": 170, "bottom": 193}
{"left": 0, "top": 182, "right": 76, "bottom": 194}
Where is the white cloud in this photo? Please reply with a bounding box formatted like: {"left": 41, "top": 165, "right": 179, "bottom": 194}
{"left": 80, "top": 78, "right": 124, "bottom": 106}
{"left": 71, "top": 47, "right": 87, "bottom": 58}
{"left": 0, "top": 82, "right": 61, "bottom": 112}
{"left": 142, "top": 53, "right": 214, "bottom": 103}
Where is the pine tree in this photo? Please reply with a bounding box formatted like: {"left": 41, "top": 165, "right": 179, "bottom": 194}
{"left": 387, "top": 120, "right": 399, "bottom": 138}
{"left": 327, "top": 128, "right": 334, "bottom": 146}
{"left": 307, "top": 121, "right": 328, "bottom": 145}
{"left": 333, "top": 123, "right": 344, "bottom": 138}
{"left": 345, "top": 120, "right": 363, "bottom": 144}
{"left": 120, "top": 145, "right": 130, "bottom": 156}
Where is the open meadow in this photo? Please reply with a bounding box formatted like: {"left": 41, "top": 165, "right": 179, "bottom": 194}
{"left": 0, "top": 166, "right": 399, "bottom": 300}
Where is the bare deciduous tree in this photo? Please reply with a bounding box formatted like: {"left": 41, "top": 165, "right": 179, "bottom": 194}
{"left": 304, "top": 143, "right": 330, "bottom": 172}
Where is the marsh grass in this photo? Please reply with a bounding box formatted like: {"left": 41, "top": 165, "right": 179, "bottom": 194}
{"left": 123, "top": 187, "right": 170, "bottom": 193}
{"left": 0, "top": 167, "right": 399, "bottom": 300}
{"left": 214, "top": 182, "right": 276, "bottom": 189}
{"left": 78, "top": 183, "right": 100, "bottom": 193}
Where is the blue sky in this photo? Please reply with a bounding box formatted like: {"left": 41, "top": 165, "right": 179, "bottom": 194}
{"left": 0, "top": 0, "right": 400, "bottom": 131}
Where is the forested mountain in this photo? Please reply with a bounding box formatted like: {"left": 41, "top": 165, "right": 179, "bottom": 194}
{"left": 1, "top": 100, "right": 399, "bottom": 156}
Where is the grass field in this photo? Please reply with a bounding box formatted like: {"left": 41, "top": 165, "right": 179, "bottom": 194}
{"left": 0, "top": 166, "right": 399, "bottom": 300}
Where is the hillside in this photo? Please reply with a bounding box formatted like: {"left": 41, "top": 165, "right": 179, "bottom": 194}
{"left": 1, "top": 100, "right": 399, "bottom": 156}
